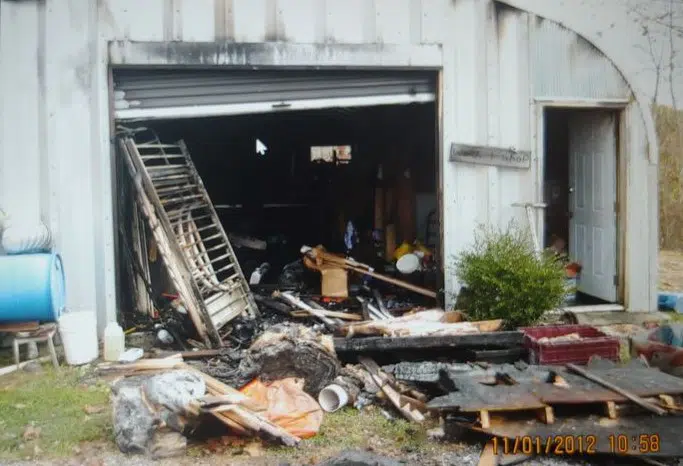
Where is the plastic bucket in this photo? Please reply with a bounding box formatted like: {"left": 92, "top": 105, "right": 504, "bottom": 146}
{"left": 0, "top": 253, "right": 65, "bottom": 322}
{"left": 396, "top": 253, "right": 420, "bottom": 275}
{"left": 58, "top": 311, "right": 99, "bottom": 365}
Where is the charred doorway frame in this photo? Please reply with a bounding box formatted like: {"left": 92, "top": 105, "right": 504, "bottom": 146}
{"left": 534, "top": 97, "right": 629, "bottom": 306}
{"left": 107, "top": 41, "right": 446, "bottom": 306}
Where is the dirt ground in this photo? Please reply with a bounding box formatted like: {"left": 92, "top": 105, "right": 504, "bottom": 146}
{"left": 659, "top": 250, "right": 683, "bottom": 291}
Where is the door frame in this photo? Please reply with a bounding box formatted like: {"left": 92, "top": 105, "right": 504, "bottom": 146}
{"left": 534, "top": 98, "right": 629, "bottom": 303}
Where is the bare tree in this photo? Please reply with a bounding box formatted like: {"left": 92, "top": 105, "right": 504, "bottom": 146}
{"left": 628, "top": 0, "right": 682, "bottom": 107}
{"left": 629, "top": 0, "right": 683, "bottom": 250}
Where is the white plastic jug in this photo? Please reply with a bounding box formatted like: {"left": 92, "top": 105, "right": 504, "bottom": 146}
{"left": 104, "top": 322, "right": 125, "bottom": 362}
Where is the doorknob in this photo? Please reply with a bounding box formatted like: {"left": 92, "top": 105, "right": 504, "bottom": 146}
{"left": 569, "top": 187, "right": 574, "bottom": 194}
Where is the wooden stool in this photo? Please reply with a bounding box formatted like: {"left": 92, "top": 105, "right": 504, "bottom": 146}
{"left": 9, "top": 323, "right": 59, "bottom": 369}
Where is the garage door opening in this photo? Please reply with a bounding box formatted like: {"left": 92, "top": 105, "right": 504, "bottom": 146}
{"left": 113, "top": 99, "right": 440, "bottom": 329}
{"left": 542, "top": 107, "right": 620, "bottom": 306}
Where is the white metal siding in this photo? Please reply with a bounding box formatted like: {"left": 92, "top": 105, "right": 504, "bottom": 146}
{"left": 0, "top": 0, "right": 658, "bottom": 333}
{"left": 530, "top": 17, "right": 630, "bottom": 100}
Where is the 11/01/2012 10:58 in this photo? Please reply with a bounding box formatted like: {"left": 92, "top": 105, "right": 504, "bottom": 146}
{"left": 492, "top": 434, "right": 661, "bottom": 455}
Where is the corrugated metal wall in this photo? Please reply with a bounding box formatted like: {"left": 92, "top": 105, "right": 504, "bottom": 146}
{"left": 0, "top": 0, "right": 657, "bottom": 333}
{"left": 530, "top": 16, "right": 630, "bottom": 99}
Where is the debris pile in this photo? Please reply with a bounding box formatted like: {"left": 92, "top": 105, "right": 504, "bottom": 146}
{"left": 104, "top": 129, "right": 683, "bottom": 464}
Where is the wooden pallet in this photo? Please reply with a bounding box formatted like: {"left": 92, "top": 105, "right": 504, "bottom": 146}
{"left": 429, "top": 364, "right": 683, "bottom": 428}
{"left": 474, "top": 394, "right": 682, "bottom": 429}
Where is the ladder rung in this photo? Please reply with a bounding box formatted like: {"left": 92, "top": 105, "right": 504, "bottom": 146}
{"left": 189, "top": 253, "right": 234, "bottom": 271}
{"left": 156, "top": 184, "right": 197, "bottom": 195}
{"left": 202, "top": 242, "right": 228, "bottom": 254}
{"left": 170, "top": 213, "right": 212, "bottom": 226}
{"left": 146, "top": 164, "right": 187, "bottom": 171}
{"left": 150, "top": 173, "right": 192, "bottom": 183}
{"left": 223, "top": 272, "right": 240, "bottom": 282}
{"left": 199, "top": 280, "right": 242, "bottom": 295}
{"left": 210, "top": 264, "right": 237, "bottom": 277}
{"left": 140, "top": 154, "right": 185, "bottom": 160}
{"left": 195, "top": 223, "right": 218, "bottom": 233}
{"left": 166, "top": 205, "right": 209, "bottom": 219}
{"left": 136, "top": 143, "right": 182, "bottom": 149}
{"left": 161, "top": 194, "right": 204, "bottom": 205}
{"left": 181, "top": 232, "right": 222, "bottom": 249}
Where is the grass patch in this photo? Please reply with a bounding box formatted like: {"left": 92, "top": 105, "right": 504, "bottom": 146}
{"left": 260, "top": 407, "right": 442, "bottom": 464}
{"left": 0, "top": 365, "right": 111, "bottom": 460}
{"left": 305, "top": 407, "right": 428, "bottom": 451}
{"left": 188, "top": 407, "right": 445, "bottom": 464}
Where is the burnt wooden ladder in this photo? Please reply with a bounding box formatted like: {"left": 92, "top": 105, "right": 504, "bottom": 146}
{"left": 118, "top": 130, "right": 257, "bottom": 347}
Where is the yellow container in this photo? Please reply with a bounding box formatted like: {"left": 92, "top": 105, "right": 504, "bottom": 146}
{"left": 393, "top": 242, "right": 414, "bottom": 261}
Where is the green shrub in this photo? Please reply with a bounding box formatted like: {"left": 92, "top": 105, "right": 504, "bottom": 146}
{"left": 454, "top": 224, "right": 566, "bottom": 328}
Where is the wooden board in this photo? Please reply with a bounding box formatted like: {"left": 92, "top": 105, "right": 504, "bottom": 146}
{"left": 0, "top": 322, "right": 40, "bottom": 332}
{"left": 534, "top": 368, "right": 683, "bottom": 405}
{"left": 449, "top": 143, "right": 531, "bottom": 169}
{"left": 428, "top": 376, "right": 547, "bottom": 413}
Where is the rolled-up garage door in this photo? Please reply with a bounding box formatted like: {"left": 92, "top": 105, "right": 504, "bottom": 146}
{"left": 113, "top": 68, "right": 437, "bottom": 120}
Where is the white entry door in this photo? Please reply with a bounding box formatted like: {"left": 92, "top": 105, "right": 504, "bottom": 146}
{"left": 568, "top": 111, "right": 618, "bottom": 302}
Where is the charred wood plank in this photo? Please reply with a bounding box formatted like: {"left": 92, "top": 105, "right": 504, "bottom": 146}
{"left": 333, "top": 332, "right": 524, "bottom": 353}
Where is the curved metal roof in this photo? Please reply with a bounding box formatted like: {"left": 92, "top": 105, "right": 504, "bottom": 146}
{"left": 497, "top": 0, "right": 659, "bottom": 164}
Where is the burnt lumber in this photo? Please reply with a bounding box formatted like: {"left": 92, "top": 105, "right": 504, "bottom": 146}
{"left": 358, "top": 357, "right": 426, "bottom": 422}
{"left": 334, "top": 331, "right": 524, "bottom": 354}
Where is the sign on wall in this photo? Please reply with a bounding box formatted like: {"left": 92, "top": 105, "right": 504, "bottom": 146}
{"left": 449, "top": 143, "right": 531, "bottom": 169}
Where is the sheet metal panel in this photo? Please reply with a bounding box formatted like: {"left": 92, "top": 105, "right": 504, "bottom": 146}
{"left": 530, "top": 17, "right": 630, "bottom": 100}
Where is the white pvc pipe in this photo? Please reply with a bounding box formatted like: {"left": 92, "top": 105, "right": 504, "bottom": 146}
{"left": 318, "top": 384, "right": 350, "bottom": 412}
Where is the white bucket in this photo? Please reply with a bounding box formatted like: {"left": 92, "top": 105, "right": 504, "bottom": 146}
{"left": 58, "top": 311, "right": 99, "bottom": 365}
{"left": 318, "top": 384, "right": 350, "bottom": 412}
{"left": 396, "top": 253, "right": 420, "bottom": 275}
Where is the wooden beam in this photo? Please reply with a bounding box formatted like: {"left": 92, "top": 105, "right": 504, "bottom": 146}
{"left": 0, "top": 356, "right": 51, "bottom": 377}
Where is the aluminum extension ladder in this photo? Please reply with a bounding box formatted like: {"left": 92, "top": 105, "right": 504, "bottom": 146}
{"left": 117, "top": 129, "right": 257, "bottom": 347}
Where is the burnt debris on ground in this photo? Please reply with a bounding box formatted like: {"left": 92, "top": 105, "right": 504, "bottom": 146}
{"left": 99, "top": 130, "right": 683, "bottom": 465}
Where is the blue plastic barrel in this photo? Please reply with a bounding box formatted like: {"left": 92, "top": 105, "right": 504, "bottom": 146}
{"left": 0, "top": 253, "right": 65, "bottom": 323}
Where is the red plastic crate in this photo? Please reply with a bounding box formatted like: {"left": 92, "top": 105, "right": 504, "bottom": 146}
{"left": 520, "top": 325, "right": 620, "bottom": 365}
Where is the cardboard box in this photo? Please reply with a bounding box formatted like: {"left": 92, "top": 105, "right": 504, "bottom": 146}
{"left": 321, "top": 267, "right": 348, "bottom": 298}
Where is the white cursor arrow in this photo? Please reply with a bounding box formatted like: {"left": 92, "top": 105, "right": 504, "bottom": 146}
{"left": 255, "top": 138, "right": 267, "bottom": 156}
